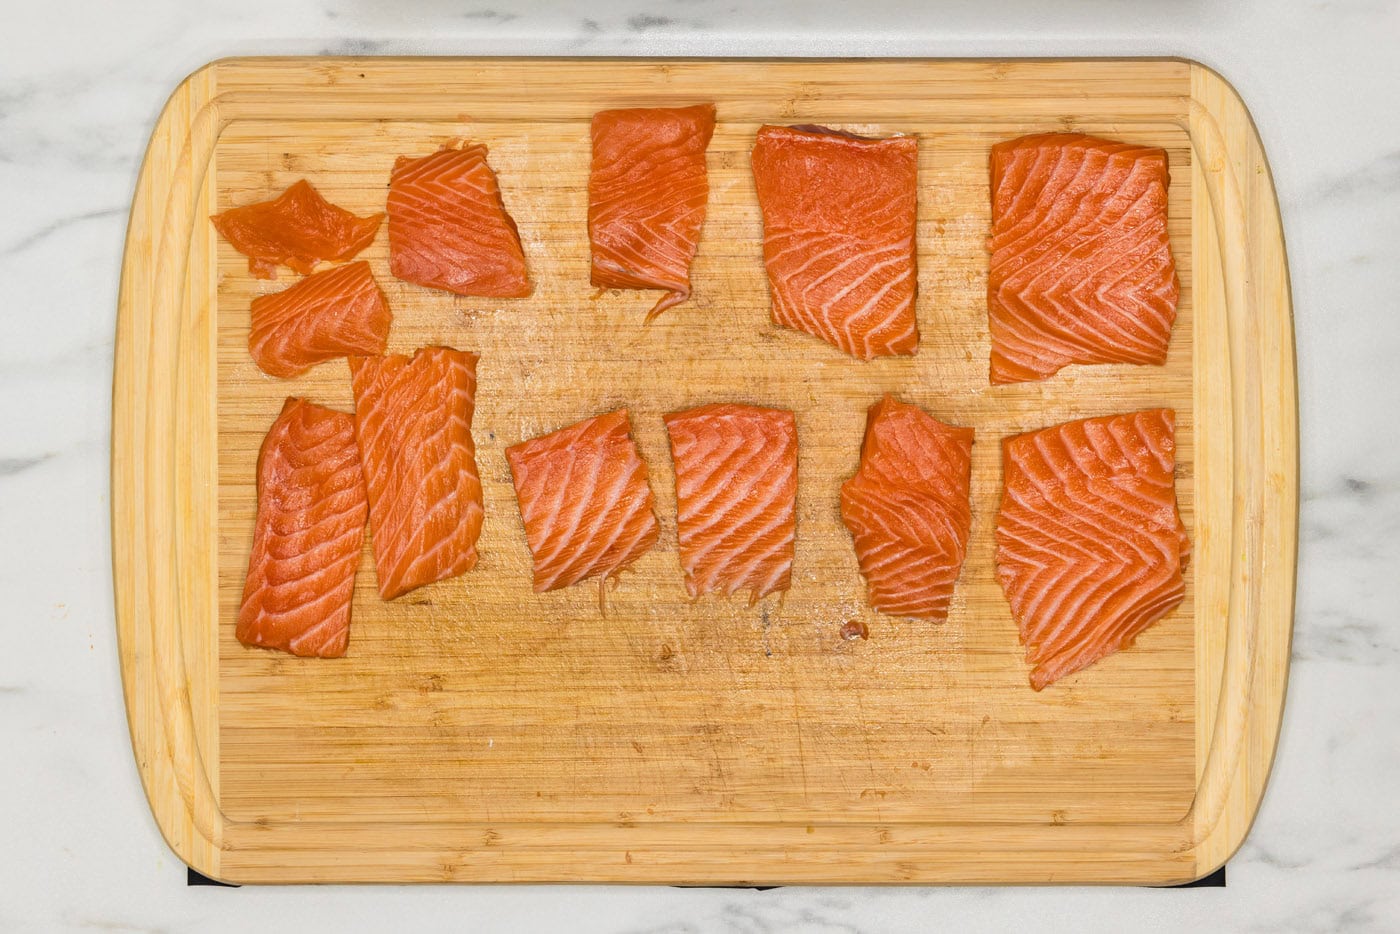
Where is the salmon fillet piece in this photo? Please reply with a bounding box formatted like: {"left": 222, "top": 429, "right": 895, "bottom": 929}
{"left": 751, "top": 125, "right": 919, "bottom": 360}
{"left": 664, "top": 403, "right": 797, "bottom": 601}
{"left": 237, "top": 398, "right": 368, "bottom": 658}
{"left": 506, "top": 409, "right": 660, "bottom": 593}
{"left": 987, "top": 133, "right": 1180, "bottom": 384}
{"left": 589, "top": 104, "right": 716, "bottom": 321}
{"left": 840, "top": 396, "right": 974, "bottom": 622}
{"left": 995, "top": 409, "right": 1190, "bottom": 689}
{"left": 387, "top": 143, "right": 532, "bottom": 297}
{"left": 211, "top": 179, "right": 382, "bottom": 280}
{"left": 248, "top": 261, "right": 392, "bottom": 378}
{"left": 349, "top": 347, "right": 484, "bottom": 599}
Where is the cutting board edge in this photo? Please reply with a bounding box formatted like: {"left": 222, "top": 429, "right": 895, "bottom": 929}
{"left": 110, "top": 56, "right": 1296, "bottom": 886}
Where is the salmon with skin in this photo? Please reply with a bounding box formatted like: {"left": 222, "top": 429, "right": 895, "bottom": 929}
{"left": 387, "top": 143, "right": 531, "bottom": 297}
{"left": 211, "top": 179, "right": 382, "bottom": 279}
{"left": 664, "top": 404, "right": 797, "bottom": 601}
{"left": 349, "top": 347, "right": 484, "bottom": 600}
{"left": 237, "top": 398, "right": 367, "bottom": 658}
{"left": 248, "top": 261, "right": 392, "bottom": 378}
{"left": 987, "top": 133, "right": 1180, "bottom": 384}
{"left": 506, "top": 409, "right": 660, "bottom": 593}
{"left": 995, "top": 409, "right": 1190, "bottom": 690}
{"left": 751, "top": 125, "right": 919, "bottom": 360}
{"left": 840, "top": 396, "right": 973, "bottom": 622}
{"left": 588, "top": 104, "right": 716, "bottom": 321}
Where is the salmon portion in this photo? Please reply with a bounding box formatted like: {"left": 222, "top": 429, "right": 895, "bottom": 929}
{"left": 664, "top": 403, "right": 797, "bottom": 601}
{"left": 751, "top": 125, "right": 919, "bottom": 360}
{"left": 506, "top": 409, "right": 660, "bottom": 592}
{"left": 988, "top": 133, "right": 1180, "bottom": 384}
{"left": 237, "top": 398, "right": 367, "bottom": 658}
{"left": 589, "top": 104, "right": 716, "bottom": 321}
{"left": 211, "top": 179, "right": 382, "bottom": 279}
{"left": 349, "top": 347, "right": 484, "bottom": 599}
{"left": 995, "top": 409, "right": 1190, "bottom": 690}
{"left": 840, "top": 396, "right": 973, "bottom": 622}
{"left": 248, "top": 261, "right": 392, "bottom": 378}
{"left": 387, "top": 143, "right": 531, "bottom": 298}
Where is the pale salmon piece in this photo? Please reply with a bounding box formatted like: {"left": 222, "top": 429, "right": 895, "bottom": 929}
{"left": 751, "top": 125, "right": 919, "bottom": 360}
{"left": 349, "top": 347, "right": 484, "bottom": 600}
{"left": 840, "top": 396, "right": 973, "bottom": 622}
{"left": 387, "top": 143, "right": 532, "bottom": 297}
{"left": 663, "top": 403, "right": 797, "bottom": 601}
{"left": 248, "top": 261, "right": 392, "bottom": 378}
{"left": 589, "top": 104, "right": 716, "bottom": 321}
{"left": 987, "top": 133, "right": 1180, "bottom": 384}
{"left": 506, "top": 409, "right": 660, "bottom": 593}
{"left": 237, "top": 398, "right": 367, "bottom": 658}
{"left": 211, "top": 179, "right": 382, "bottom": 279}
{"left": 995, "top": 409, "right": 1191, "bottom": 690}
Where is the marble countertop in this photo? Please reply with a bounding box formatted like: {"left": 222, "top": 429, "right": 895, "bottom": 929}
{"left": 3, "top": 0, "right": 1397, "bottom": 930}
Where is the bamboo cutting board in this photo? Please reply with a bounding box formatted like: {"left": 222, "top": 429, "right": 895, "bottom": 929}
{"left": 113, "top": 58, "right": 1296, "bottom": 885}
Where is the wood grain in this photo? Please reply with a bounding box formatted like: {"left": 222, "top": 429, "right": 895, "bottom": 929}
{"left": 112, "top": 58, "right": 1295, "bottom": 884}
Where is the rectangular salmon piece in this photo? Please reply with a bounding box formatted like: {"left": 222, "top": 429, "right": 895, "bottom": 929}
{"left": 588, "top": 104, "right": 716, "bottom": 321}
{"left": 237, "top": 398, "right": 368, "bottom": 658}
{"left": 349, "top": 347, "right": 484, "bottom": 599}
{"left": 995, "top": 409, "right": 1190, "bottom": 689}
{"left": 987, "top": 133, "right": 1180, "bottom": 384}
{"left": 840, "top": 395, "right": 973, "bottom": 622}
{"left": 506, "top": 409, "right": 660, "bottom": 593}
{"left": 663, "top": 403, "right": 798, "bottom": 601}
{"left": 248, "top": 260, "right": 391, "bottom": 378}
{"left": 751, "top": 125, "right": 919, "bottom": 360}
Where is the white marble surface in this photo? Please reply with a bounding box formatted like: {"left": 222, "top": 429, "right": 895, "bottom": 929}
{"left": 2, "top": 0, "right": 1398, "bottom": 930}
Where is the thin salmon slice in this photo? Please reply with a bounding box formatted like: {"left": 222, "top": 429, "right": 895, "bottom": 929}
{"left": 664, "top": 403, "right": 797, "bottom": 601}
{"left": 237, "top": 398, "right": 368, "bottom": 658}
{"left": 506, "top": 409, "right": 660, "bottom": 593}
{"left": 995, "top": 409, "right": 1190, "bottom": 690}
{"left": 840, "top": 396, "right": 973, "bottom": 622}
{"left": 987, "top": 133, "right": 1180, "bottom": 384}
{"left": 751, "top": 125, "right": 919, "bottom": 360}
{"left": 387, "top": 143, "right": 532, "bottom": 297}
{"left": 211, "top": 179, "right": 383, "bottom": 279}
{"left": 349, "top": 347, "right": 484, "bottom": 599}
{"left": 589, "top": 104, "right": 716, "bottom": 321}
{"left": 248, "top": 261, "right": 392, "bottom": 378}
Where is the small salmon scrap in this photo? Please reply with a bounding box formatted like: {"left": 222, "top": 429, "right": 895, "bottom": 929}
{"left": 211, "top": 179, "right": 382, "bottom": 279}
{"left": 237, "top": 398, "right": 368, "bottom": 658}
{"left": 248, "top": 261, "right": 391, "bottom": 378}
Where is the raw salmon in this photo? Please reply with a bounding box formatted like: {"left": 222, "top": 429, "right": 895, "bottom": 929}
{"left": 387, "top": 143, "right": 531, "bottom": 297}
{"left": 664, "top": 403, "right": 797, "bottom": 601}
{"left": 211, "top": 179, "right": 382, "bottom": 279}
{"left": 588, "top": 104, "right": 716, "bottom": 321}
{"left": 995, "top": 409, "right": 1190, "bottom": 690}
{"left": 237, "top": 398, "right": 367, "bottom": 658}
{"left": 349, "top": 347, "right": 483, "bottom": 599}
{"left": 751, "top": 125, "right": 919, "bottom": 360}
{"left": 840, "top": 396, "right": 973, "bottom": 622}
{"left": 506, "top": 409, "right": 660, "bottom": 593}
{"left": 248, "top": 261, "right": 391, "bottom": 378}
{"left": 987, "top": 133, "right": 1180, "bottom": 384}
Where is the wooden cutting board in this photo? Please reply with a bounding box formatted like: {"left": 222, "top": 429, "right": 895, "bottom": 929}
{"left": 112, "top": 58, "right": 1296, "bottom": 885}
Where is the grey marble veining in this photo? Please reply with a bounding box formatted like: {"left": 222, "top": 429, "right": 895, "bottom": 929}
{"left": 3, "top": 0, "right": 1399, "bottom": 931}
